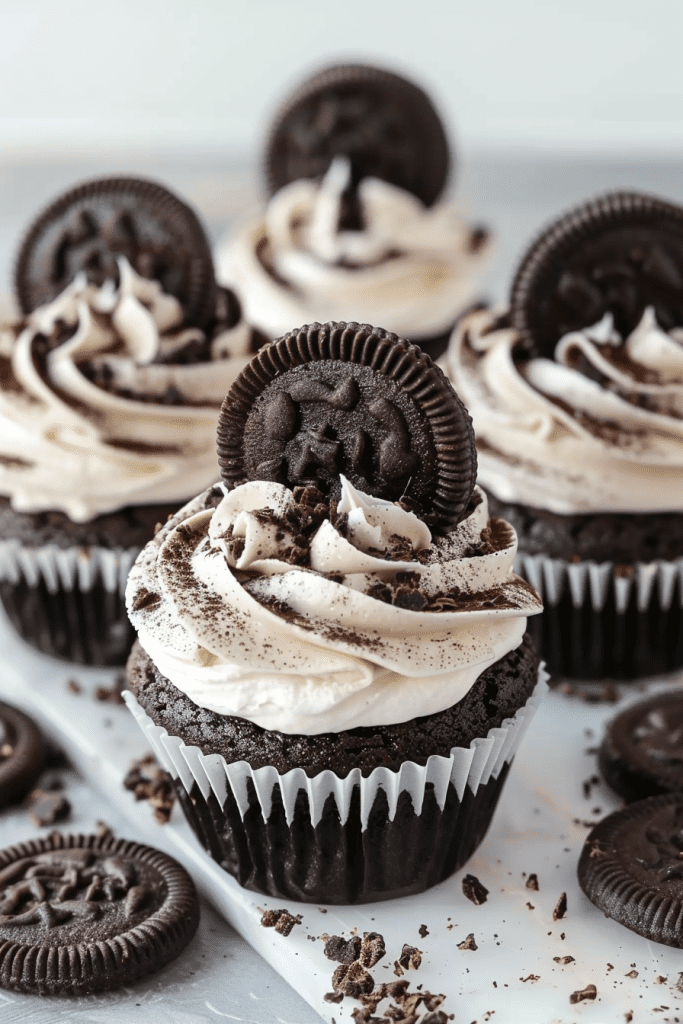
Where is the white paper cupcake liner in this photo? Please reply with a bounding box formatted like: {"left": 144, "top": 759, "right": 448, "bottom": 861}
{"left": 0, "top": 538, "right": 139, "bottom": 595}
{"left": 123, "top": 668, "right": 548, "bottom": 831}
{"left": 517, "top": 552, "right": 683, "bottom": 614}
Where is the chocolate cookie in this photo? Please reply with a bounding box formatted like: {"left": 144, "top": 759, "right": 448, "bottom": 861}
{"left": 0, "top": 832, "right": 199, "bottom": 994}
{"left": 217, "top": 321, "right": 477, "bottom": 533}
{"left": 509, "top": 190, "right": 683, "bottom": 356}
{"left": 0, "top": 702, "right": 45, "bottom": 809}
{"left": 265, "top": 63, "right": 450, "bottom": 208}
{"left": 578, "top": 794, "right": 683, "bottom": 948}
{"left": 599, "top": 691, "right": 683, "bottom": 801}
{"left": 14, "top": 176, "right": 216, "bottom": 328}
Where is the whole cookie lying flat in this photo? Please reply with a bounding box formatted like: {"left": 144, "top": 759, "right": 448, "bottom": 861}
{"left": 0, "top": 832, "right": 199, "bottom": 994}
{"left": 599, "top": 690, "right": 683, "bottom": 801}
{"left": 0, "top": 702, "right": 46, "bottom": 809}
{"left": 217, "top": 321, "right": 477, "bottom": 533}
{"left": 15, "top": 176, "right": 216, "bottom": 328}
{"left": 578, "top": 794, "right": 683, "bottom": 947}
{"left": 265, "top": 63, "right": 450, "bottom": 207}
{"left": 510, "top": 190, "right": 683, "bottom": 356}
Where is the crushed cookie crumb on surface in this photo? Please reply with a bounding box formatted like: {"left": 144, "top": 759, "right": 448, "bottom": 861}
{"left": 457, "top": 933, "right": 477, "bottom": 951}
{"left": 569, "top": 983, "right": 597, "bottom": 1004}
{"left": 525, "top": 873, "right": 539, "bottom": 890}
{"left": 260, "top": 908, "right": 303, "bottom": 936}
{"left": 462, "top": 873, "right": 489, "bottom": 905}
{"left": 418, "top": 924, "right": 429, "bottom": 938}
{"left": 552, "top": 892, "right": 568, "bottom": 920}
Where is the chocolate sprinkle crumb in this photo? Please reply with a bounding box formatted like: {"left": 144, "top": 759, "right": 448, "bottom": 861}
{"left": 525, "top": 873, "right": 539, "bottom": 891}
{"left": 260, "top": 908, "right": 303, "bottom": 936}
{"left": 569, "top": 984, "right": 597, "bottom": 1004}
{"left": 462, "top": 873, "right": 489, "bottom": 905}
{"left": 457, "top": 933, "right": 477, "bottom": 951}
{"left": 397, "top": 944, "right": 422, "bottom": 971}
{"left": 553, "top": 956, "right": 575, "bottom": 965}
{"left": 553, "top": 892, "right": 568, "bottom": 920}
{"left": 122, "top": 754, "right": 176, "bottom": 824}
{"left": 418, "top": 924, "right": 429, "bottom": 938}
{"left": 28, "top": 789, "right": 71, "bottom": 826}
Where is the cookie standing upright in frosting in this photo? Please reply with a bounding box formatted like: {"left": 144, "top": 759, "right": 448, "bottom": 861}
{"left": 446, "top": 191, "right": 683, "bottom": 681}
{"left": 0, "top": 176, "right": 267, "bottom": 665}
{"left": 216, "top": 63, "right": 490, "bottom": 360}
{"left": 125, "top": 321, "right": 543, "bottom": 903}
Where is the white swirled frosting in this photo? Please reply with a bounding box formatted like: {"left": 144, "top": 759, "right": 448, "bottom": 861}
{"left": 0, "top": 260, "right": 258, "bottom": 521}
{"left": 216, "top": 157, "right": 489, "bottom": 342}
{"left": 446, "top": 306, "right": 683, "bottom": 514}
{"left": 126, "top": 477, "right": 541, "bottom": 734}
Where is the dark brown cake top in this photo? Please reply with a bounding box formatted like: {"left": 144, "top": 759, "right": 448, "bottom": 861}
{"left": 14, "top": 176, "right": 217, "bottom": 328}
{"left": 264, "top": 63, "right": 450, "bottom": 207}
{"left": 510, "top": 190, "right": 683, "bottom": 357}
{"left": 0, "top": 831, "right": 199, "bottom": 995}
{"left": 217, "top": 321, "right": 477, "bottom": 534}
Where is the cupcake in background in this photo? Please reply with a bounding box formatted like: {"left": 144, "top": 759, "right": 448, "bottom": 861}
{"left": 216, "top": 62, "right": 490, "bottom": 360}
{"left": 125, "top": 320, "right": 544, "bottom": 904}
{"left": 446, "top": 190, "right": 683, "bottom": 682}
{"left": 0, "top": 176, "right": 266, "bottom": 665}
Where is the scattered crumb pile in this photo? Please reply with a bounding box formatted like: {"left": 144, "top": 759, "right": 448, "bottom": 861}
{"left": 123, "top": 754, "right": 175, "bottom": 823}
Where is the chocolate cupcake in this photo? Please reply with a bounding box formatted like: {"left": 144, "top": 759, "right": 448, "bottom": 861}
{"left": 446, "top": 191, "right": 683, "bottom": 682}
{"left": 215, "top": 62, "right": 490, "bottom": 360}
{"left": 0, "top": 176, "right": 266, "bottom": 665}
{"left": 124, "top": 321, "right": 544, "bottom": 904}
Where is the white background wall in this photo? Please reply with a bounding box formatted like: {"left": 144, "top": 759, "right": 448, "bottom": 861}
{"left": 1, "top": 0, "right": 682, "bottom": 159}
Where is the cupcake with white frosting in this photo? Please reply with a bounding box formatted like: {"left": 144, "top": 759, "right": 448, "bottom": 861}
{"left": 446, "top": 190, "right": 683, "bottom": 681}
{"left": 0, "top": 176, "right": 265, "bottom": 664}
{"left": 216, "top": 62, "right": 490, "bottom": 360}
{"left": 124, "top": 321, "right": 544, "bottom": 903}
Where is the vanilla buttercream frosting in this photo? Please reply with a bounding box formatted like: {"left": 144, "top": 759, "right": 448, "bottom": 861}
{"left": 126, "top": 477, "right": 541, "bottom": 734}
{"left": 0, "top": 261, "right": 260, "bottom": 522}
{"left": 216, "top": 157, "right": 489, "bottom": 343}
{"left": 446, "top": 306, "right": 683, "bottom": 514}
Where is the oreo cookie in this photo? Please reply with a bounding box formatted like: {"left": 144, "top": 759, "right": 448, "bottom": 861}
{"left": 0, "top": 831, "right": 199, "bottom": 994}
{"left": 15, "top": 176, "right": 216, "bottom": 328}
{"left": 578, "top": 794, "right": 683, "bottom": 948}
{"left": 599, "top": 690, "right": 683, "bottom": 802}
{"left": 0, "top": 702, "right": 45, "bottom": 809}
{"left": 217, "top": 322, "right": 477, "bottom": 534}
{"left": 510, "top": 190, "right": 683, "bottom": 357}
{"left": 265, "top": 63, "right": 450, "bottom": 208}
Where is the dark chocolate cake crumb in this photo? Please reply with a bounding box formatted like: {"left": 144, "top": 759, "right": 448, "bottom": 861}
{"left": 359, "top": 932, "right": 386, "bottom": 968}
{"left": 462, "top": 873, "right": 489, "bottom": 905}
{"left": 457, "top": 933, "right": 477, "bottom": 951}
{"left": 95, "top": 679, "right": 126, "bottom": 704}
{"left": 332, "top": 961, "right": 374, "bottom": 997}
{"left": 397, "top": 944, "right": 422, "bottom": 971}
{"left": 324, "top": 991, "right": 344, "bottom": 1004}
{"left": 525, "top": 873, "right": 539, "bottom": 891}
{"left": 122, "top": 754, "right": 175, "bottom": 824}
{"left": 325, "top": 935, "right": 362, "bottom": 964}
{"left": 553, "top": 956, "right": 575, "bottom": 965}
{"left": 521, "top": 974, "right": 540, "bottom": 983}
{"left": 625, "top": 969, "right": 638, "bottom": 978}
{"left": 569, "top": 984, "right": 597, "bottom": 1004}
{"left": 418, "top": 924, "right": 429, "bottom": 938}
{"left": 260, "top": 908, "right": 303, "bottom": 936}
{"left": 28, "top": 789, "right": 71, "bottom": 826}
{"left": 553, "top": 892, "right": 568, "bottom": 920}
{"left": 66, "top": 679, "right": 81, "bottom": 694}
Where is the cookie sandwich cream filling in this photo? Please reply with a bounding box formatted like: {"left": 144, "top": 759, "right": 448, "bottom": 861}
{"left": 0, "top": 259, "right": 258, "bottom": 522}
{"left": 127, "top": 477, "right": 541, "bottom": 735}
{"left": 447, "top": 306, "right": 683, "bottom": 515}
{"left": 217, "top": 157, "right": 488, "bottom": 343}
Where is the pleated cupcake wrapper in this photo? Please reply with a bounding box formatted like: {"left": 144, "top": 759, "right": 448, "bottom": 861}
{"left": 123, "top": 668, "right": 547, "bottom": 831}
{"left": 517, "top": 552, "right": 683, "bottom": 614}
{"left": 0, "top": 538, "right": 139, "bottom": 595}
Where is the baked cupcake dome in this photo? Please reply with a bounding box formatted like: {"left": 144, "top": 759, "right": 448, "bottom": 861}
{"left": 446, "top": 190, "right": 683, "bottom": 681}
{"left": 0, "top": 176, "right": 265, "bottom": 665}
{"left": 125, "top": 321, "right": 544, "bottom": 902}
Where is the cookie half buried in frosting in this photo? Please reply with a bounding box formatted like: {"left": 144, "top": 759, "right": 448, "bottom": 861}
{"left": 216, "top": 61, "right": 490, "bottom": 360}
{"left": 0, "top": 176, "right": 266, "bottom": 665}
{"left": 125, "top": 321, "right": 543, "bottom": 903}
{"left": 446, "top": 190, "right": 683, "bottom": 682}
